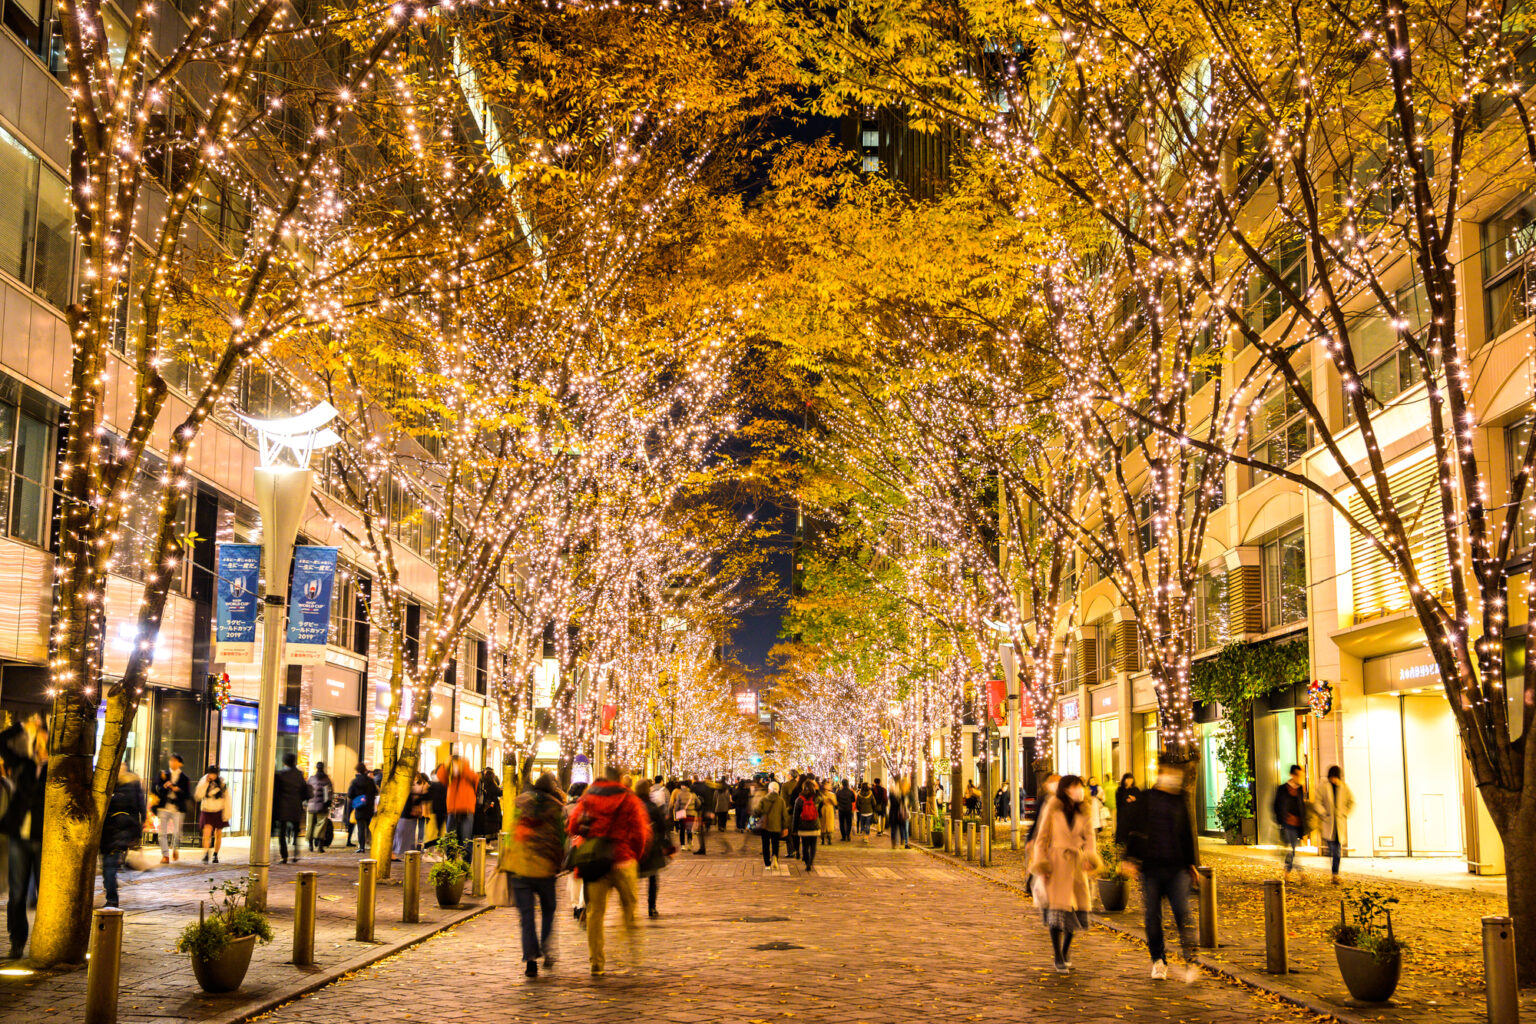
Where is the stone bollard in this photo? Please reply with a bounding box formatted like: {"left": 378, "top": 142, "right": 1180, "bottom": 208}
{"left": 356, "top": 858, "right": 377, "bottom": 942}
{"left": 402, "top": 850, "right": 421, "bottom": 924}
{"left": 472, "top": 837, "right": 487, "bottom": 898}
{"left": 1196, "top": 865, "right": 1217, "bottom": 949}
{"left": 979, "top": 823, "right": 990, "bottom": 866}
{"left": 943, "top": 818, "right": 953, "bottom": 854}
{"left": 293, "top": 871, "right": 316, "bottom": 965}
{"left": 1482, "top": 916, "right": 1519, "bottom": 1024}
{"left": 84, "top": 907, "right": 124, "bottom": 1024}
{"left": 1263, "top": 879, "right": 1287, "bottom": 974}
{"left": 965, "top": 821, "right": 975, "bottom": 861}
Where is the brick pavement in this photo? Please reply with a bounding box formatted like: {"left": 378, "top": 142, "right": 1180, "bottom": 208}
{"left": 247, "top": 830, "right": 1332, "bottom": 1024}
{"left": 923, "top": 832, "right": 1536, "bottom": 1024}
{"left": 0, "top": 842, "right": 492, "bottom": 1023}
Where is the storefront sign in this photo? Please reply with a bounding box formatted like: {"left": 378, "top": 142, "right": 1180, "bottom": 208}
{"left": 221, "top": 703, "right": 299, "bottom": 733}
{"left": 312, "top": 667, "right": 360, "bottom": 716}
{"left": 1090, "top": 683, "right": 1120, "bottom": 718}
{"left": 1059, "top": 697, "right": 1081, "bottom": 722}
{"left": 285, "top": 546, "right": 338, "bottom": 665}
{"left": 736, "top": 690, "right": 758, "bottom": 715}
{"left": 1365, "top": 649, "right": 1442, "bottom": 694}
{"left": 458, "top": 702, "right": 483, "bottom": 736}
{"left": 214, "top": 543, "right": 261, "bottom": 663}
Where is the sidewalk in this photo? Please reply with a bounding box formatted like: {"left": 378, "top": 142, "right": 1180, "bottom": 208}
{"left": 0, "top": 839, "right": 495, "bottom": 1024}
{"left": 922, "top": 836, "right": 1535, "bottom": 1024}
{"left": 1199, "top": 839, "right": 1507, "bottom": 896}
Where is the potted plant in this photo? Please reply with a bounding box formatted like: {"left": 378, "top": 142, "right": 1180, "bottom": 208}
{"left": 1095, "top": 834, "right": 1128, "bottom": 911}
{"left": 1216, "top": 786, "right": 1251, "bottom": 845}
{"left": 430, "top": 834, "right": 470, "bottom": 907}
{"left": 175, "top": 878, "right": 273, "bottom": 993}
{"left": 1327, "top": 889, "right": 1404, "bottom": 1003}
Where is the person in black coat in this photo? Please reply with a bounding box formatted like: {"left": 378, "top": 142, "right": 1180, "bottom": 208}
{"left": 273, "top": 752, "right": 307, "bottom": 864}
{"left": 2, "top": 717, "right": 46, "bottom": 959}
{"left": 835, "top": 781, "right": 856, "bottom": 841}
{"left": 1123, "top": 763, "right": 1198, "bottom": 980}
{"left": 347, "top": 762, "right": 379, "bottom": 852}
{"left": 101, "top": 767, "right": 146, "bottom": 908}
{"left": 733, "top": 780, "right": 751, "bottom": 831}
{"left": 151, "top": 754, "right": 192, "bottom": 863}
{"left": 474, "top": 768, "right": 504, "bottom": 839}
{"left": 1114, "top": 773, "right": 1140, "bottom": 846}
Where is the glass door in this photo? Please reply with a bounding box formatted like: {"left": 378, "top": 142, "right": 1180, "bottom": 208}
{"left": 219, "top": 726, "right": 257, "bottom": 835}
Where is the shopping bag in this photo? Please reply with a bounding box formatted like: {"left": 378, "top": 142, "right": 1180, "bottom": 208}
{"left": 125, "top": 846, "right": 158, "bottom": 872}
{"left": 488, "top": 870, "right": 514, "bottom": 907}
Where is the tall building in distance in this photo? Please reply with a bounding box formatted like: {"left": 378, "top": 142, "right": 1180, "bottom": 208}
{"left": 843, "top": 108, "right": 954, "bottom": 200}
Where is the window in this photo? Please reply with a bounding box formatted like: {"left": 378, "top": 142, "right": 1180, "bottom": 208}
{"left": 1233, "top": 121, "right": 1273, "bottom": 194}
{"left": 1194, "top": 569, "right": 1228, "bottom": 652}
{"left": 0, "top": 389, "right": 52, "bottom": 546}
{"left": 1260, "top": 521, "right": 1306, "bottom": 630}
{"left": 1250, "top": 369, "right": 1314, "bottom": 479}
{"left": 0, "top": 125, "right": 73, "bottom": 309}
{"left": 1348, "top": 456, "right": 1451, "bottom": 621}
{"left": 1159, "top": 56, "right": 1213, "bottom": 181}
{"left": 1344, "top": 280, "right": 1429, "bottom": 423}
{"left": 1136, "top": 491, "right": 1156, "bottom": 553}
{"left": 113, "top": 461, "right": 189, "bottom": 587}
{"left": 1509, "top": 417, "right": 1535, "bottom": 556}
{"left": 1244, "top": 234, "right": 1306, "bottom": 335}
{"left": 1092, "top": 615, "right": 1115, "bottom": 682}
{"left": 1482, "top": 196, "right": 1536, "bottom": 338}
{"left": 1189, "top": 324, "right": 1219, "bottom": 392}
{"left": 2, "top": 0, "right": 61, "bottom": 70}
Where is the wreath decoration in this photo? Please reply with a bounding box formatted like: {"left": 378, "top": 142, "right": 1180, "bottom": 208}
{"left": 1307, "top": 678, "right": 1333, "bottom": 718}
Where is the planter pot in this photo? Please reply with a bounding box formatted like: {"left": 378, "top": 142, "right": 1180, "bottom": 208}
{"left": 190, "top": 933, "right": 257, "bottom": 994}
{"left": 1224, "top": 830, "right": 1247, "bottom": 846}
{"left": 435, "top": 876, "right": 467, "bottom": 908}
{"left": 1096, "top": 876, "right": 1128, "bottom": 912}
{"left": 1334, "top": 943, "right": 1401, "bottom": 1003}
{"left": 931, "top": 828, "right": 944, "bottom": 848}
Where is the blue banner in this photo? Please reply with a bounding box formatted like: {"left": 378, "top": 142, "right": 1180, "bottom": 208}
{"left": 286, "top": 546, "right": 338, "bottom": 665}
{"left": 214, "top": 543, "right": 261, "bottom": 663}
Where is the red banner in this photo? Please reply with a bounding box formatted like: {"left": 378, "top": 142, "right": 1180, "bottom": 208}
{"left": 598, "top": 703, "right": 617, "bottom": 741}
{"left": 987, "top": 679, "right": 1007, "bottom": 725}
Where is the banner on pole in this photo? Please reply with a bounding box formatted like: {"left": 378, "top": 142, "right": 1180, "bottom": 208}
{"left": 214, "top": 543, "right": 261, "bottom": 663}
{"left": 285, "top": 546, "right": 338, "bottom": 665}
{"left": 598, "top": 703, "right": 618, "bottom": 741}
{"left": 987, "top": 679, "right": 1008, "bottom": 726}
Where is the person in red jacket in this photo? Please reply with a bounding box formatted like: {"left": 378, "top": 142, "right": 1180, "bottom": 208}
{"left": 570, "top": 767, "right": 652, "bottom": 975}
{"left": 437, "top": 754, "right": 478, "bottom": 848}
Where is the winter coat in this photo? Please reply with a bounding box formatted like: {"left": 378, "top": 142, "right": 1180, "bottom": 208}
{"left": 1027, "top": 801, "right": 1100, "bottom": 912}
{"left": 152, "top": 770, "right": 192, "bottom": 814}
{"left": 836, "top": 786, "right": 856, "bottom": 814}
{"left": 347, "top": 772, "right": 378, "bottom": 815}
{"left": 306, "top": 772, "right": 334, "bottom": 815}
{"left": 855, "top": 791, "right": 875, "bottom": 815}
{"left": 1123, "top": 786, "right": 1195, "bottom": 869}
{"left": 1087, "top": 789, "right": 1109, "bottom": 832}
{"left": 793, "top": 793, "right": 824, "bottom": 837}
{"left": 818, "top": 789, "right": 838, "bottom": 833}
{"left": 438, "top": 758, "right": 478, "bottom": 816}
{"left": 638, "top": 797, "right": 674, "bottom": 877}
{"left": 733, "top": 784, "right": 751, "bottom": 813}
{"left": 714, "top": 786, "right": 732, "bottom": 817}
{"left": 101, "top": 772, "right": 147, "bottom": 854}
{"left": 571, "top": 780, "right": 652, "bottom": 864}
{"left": 670, "top": 785, "right": 699, "bottom": 825}
{"left": 1272, "top": 782, "right": 1307, "bottom": 833}
{"left": 1113, "top": 784, "right": 1140, "bottom": 845}
{"left": 273, "top": 765, "right": 307, "bottom": 823}
{"left": 194, "top": 775, "right": 228, "bottom": 814}
{"left": 1311, "top": 780, "right": 1355, "bottom": 843}
{"left": 475, "top": 774, "right": 504, "bottom": 836}
{"left": 756, "top": 791, "right": 789, "bottom": 834}
{"left": 502, "top": 788, "right": 567, "bottom": 878}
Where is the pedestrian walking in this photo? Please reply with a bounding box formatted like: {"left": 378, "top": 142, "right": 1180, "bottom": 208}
{"left": 1028, "top": 774, "right": 1100, "bottom": 973}
{"left": 273, "top": 751, "right": 307, "bottom": 864}
{"left": 1311, "top": 765, "right": 1354, "bottom": 883}
{"left": 964, "top": 780, "right": 982, "bottom": 816}
{"left": 818, "top": 780, "right": 837, "bottom": 844}
{"left": 836, "top": 779, "right": 855, "bottom": 841}
{"left": 1272, "top": 764, "right": 1307, "bottom": 878}
{"left": 475, "top": 767, "right": 504, "bottom": 842}
{"left": 1, "top": 716, "right": 46, "bottom": 960}
{"left": 569, "top": 767, "right": 651, "bottom": 976}
{"left": 392, "top": 772, "right": 429, "bottom": 862}
{"left": 100, "top": 765, "right": 146, "bottom": 908}
{"left": 670, "top": 781, "right": 698, "bottom": 850}
{"left": 565, "top": 782, "right": 589, "bottom": 923}
{"left": 1113, "top": 773, "right": 1139, "bottom": 847}
{"left": 733, "top": 779, "right": 751, "bottom": 831}
{"left": 152, "top": 754, "right": 191, "bottom": 862}
{"left": 501, "top": 772, "right": 567, "bottom": 977}
{"left": 855, "top": 782, "right": 875, "bottom": 840}
{"left": 348, "top": 762, "right": 378, "bottom": 853}
{"left": 427, "top": 766, "right": 448, "bottom": 846}
{"left": 635, "top": 779, "right": 675, "bottom": 918}
{"left": 194, "top": 765, "right": 228, "bottom": 863}
{"left": 793, "top": 781, "right": 822, "bottom": 871}
{"left": 713, "top": 782, "right": 732, "bottom": 844}
{"left": 1123, "top": 762, "right": 1199, "bottom": 982}
{"left": 872, "top": 779, "right": 888, "bottom": 835}
{"left": 1086, "top": 777, "right": 1109, "bottom": 834}
{"left": 888, "top": 775, "right": 912, "bottom": 848}
{"left": 306, "top": 762, "right": 334, "bottom": 852}
{"left": 438, "top": 754, "right": 477, "bottom": 847}
{"left": 756, "top": 781, "right": 788, "bottom": 866}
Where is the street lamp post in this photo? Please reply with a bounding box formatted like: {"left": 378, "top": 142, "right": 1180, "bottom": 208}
{"left": 238, "top": 404, "right": 340, "bottom": 912}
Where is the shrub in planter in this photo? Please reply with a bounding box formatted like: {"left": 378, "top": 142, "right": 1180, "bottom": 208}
{"left": 1095, "top": 834, "right": 1128, "bottom": 911}
{"left": 1327, "top": 889, "right": 1404, "bottom": 1003}
{"left": 175, "top": 878, "right": 273, "bottom": 993}
{"left": 430, "top": 834, "right": 471, "bottom": 907}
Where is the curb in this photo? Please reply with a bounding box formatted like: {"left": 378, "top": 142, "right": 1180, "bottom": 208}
{"left": 916, "top": 845, "right": 1369, "bottom": 1024}
{"left": 214, "top": 901, "right": 494, "bottom": 1024}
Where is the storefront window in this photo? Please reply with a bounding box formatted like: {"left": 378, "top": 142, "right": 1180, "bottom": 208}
{"left": 1510, "top": 417, "right": 1535, "bottom": 553}
{"left": 1261, "top": 520, "right": 1307, "bottom": 630}
{"left": 0, "top": 392, "right": 53, "bottom": 546}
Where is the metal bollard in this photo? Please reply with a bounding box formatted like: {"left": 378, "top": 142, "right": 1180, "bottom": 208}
{"left": 943, "top": 818, "right": 953, "bottom": 853}
{"left": 1196, "top": 865, "right": 1217, "bottom": 949}
{"left": 84, "top": 907, "right": 124, "bottom": 1024}
{"left": 980, "top": 823, "right": 991, "bottom": 866}
{"left": 293, "top": 871, "right": 316, "bottom": 965}
{"left": 472, "top": 837, "right": 487, "bottom": 898}
{"left": 402, "top": 850, "right": 421, "bottom": 924}
{"left": 1483, "top": 916, "right": 1519, "bottom": 1024}
{"left": 356, "top": 858, "right": 377, "bottom": 942}
{"left": 965, "top": 821, "right": 975, "bottom": 861}
{"left": 1263, "top": 879, "right": 1287, "bottom": 973}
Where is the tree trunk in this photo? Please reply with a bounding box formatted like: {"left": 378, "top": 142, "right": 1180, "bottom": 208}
{"left": 1483, "top": 784, "right": 1536, "bottom": 986}
{"left": 369, "top": 727, "right": 422, "bottom": 867}
{"left": 30, "top": 693, "right": 99, "bottom": 965}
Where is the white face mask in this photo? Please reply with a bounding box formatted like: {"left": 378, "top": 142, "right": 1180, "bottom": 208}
{"left": 1065, "top": 785, "right": 1085, "bottom": 803}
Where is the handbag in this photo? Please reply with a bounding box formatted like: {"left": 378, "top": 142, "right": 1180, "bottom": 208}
{"left": 488, "top": 870, "right": 514, "bottom": 907}
{"left": 567, "top": 835, "right": 615, "bottom": 881}
{"left": 674, "top": 810, "right": 687, "bottom": 821}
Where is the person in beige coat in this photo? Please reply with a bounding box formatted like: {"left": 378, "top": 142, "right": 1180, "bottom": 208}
{"left": 1027, "top": 775, "right": 1101, "bottom": 973}
{"left": 1311, "top": 765, "right": 1355, "bottom": 882}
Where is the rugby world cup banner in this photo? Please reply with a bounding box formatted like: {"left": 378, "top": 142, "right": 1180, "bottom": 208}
{"left": 214, "top": 543, "right": 261, "bottom": 663}
{"left": 286, "top": 546, "right": 338, "bottom": 665}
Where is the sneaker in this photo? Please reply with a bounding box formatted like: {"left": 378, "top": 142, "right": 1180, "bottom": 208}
{"left": 1053, "top": 959, "right": 1069, "bottom": 974}
{"left": 1182, "top": 962, "right": 1200, "bottom": 983}
{"left": 1150, "top": 960, "right": 1168, "bottom": 981}
{"left": 212, "top": 853, "right": 219, "bottom": 863}
{"left": 160, "top": 855, "right": 170, "bottom": 864}
{"left": 525, "top": 960, "right": 538, "bottom": 978}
